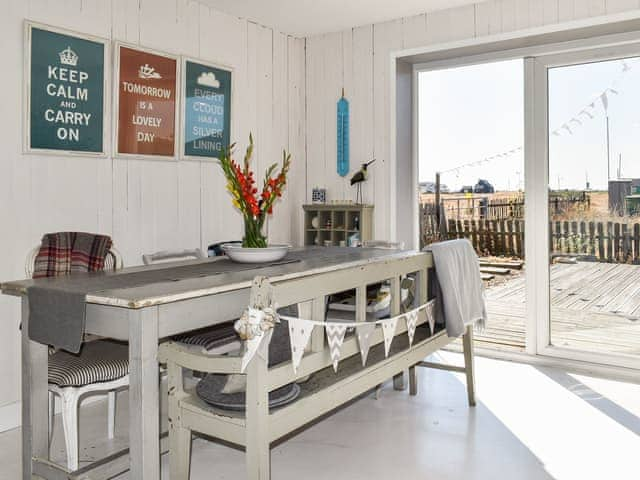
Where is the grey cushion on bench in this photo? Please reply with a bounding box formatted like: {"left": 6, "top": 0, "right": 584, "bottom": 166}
{"left": 48, "top": 340, "right": 129, "bottom": 387}
{"left": 172, "top": 322, "right": 240, "bottom": 353}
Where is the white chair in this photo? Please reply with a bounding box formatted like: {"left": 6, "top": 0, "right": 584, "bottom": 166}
{"left": 362, "top": 240, "right": 406, "bottom": 249}
{"left": 142, "top": 248, "right": 205, "bottom": 265}
{"left": 26, "top": 245, "right": 127, "bottom": 471}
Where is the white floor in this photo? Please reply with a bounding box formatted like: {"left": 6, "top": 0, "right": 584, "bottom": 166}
{"left": 1, "top": 352, "right": 639, "bottom": 480}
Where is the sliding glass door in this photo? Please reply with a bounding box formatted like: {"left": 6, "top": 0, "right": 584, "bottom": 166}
{"left": 418, "top": 60, "right": 526, "bottom": 353}
{"left": 532, "top": 45, "right": 640, "bottom": 369}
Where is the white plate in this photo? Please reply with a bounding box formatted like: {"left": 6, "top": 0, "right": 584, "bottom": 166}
{"left": 221, "top": 244, "right": 291, "bottom": 264}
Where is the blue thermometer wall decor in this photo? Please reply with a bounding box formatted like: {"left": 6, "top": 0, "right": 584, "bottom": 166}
{"left": 337, "top": 88, "right": 350, "bottom": 177}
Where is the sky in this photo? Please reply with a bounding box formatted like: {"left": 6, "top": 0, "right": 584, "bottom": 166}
{"left": 418, "top": 56, "right": 640, "bottom": 191}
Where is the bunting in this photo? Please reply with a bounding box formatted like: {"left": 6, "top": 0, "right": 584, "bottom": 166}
{"left": 236, "top": 307, "right": 278, "bottom": 373}
{"left": 326, "top": 323, "right": 348, "bottom": 372}
{"left": 381, "top": 317, "right": 399, "bottom": 357}
{"left": 356, "top": 322, "right": 376, "bottom": 366}
{"left": 288, "top": 318, "right": 315, "bottom": 374}
{"left": 425, "top": 299, "right": 436, "bottom": 334}
{"left": 241, "top": 328, "right": 273, "bottom": 374}
{"left": 405, "top": 310, "right": 418, "bottom": 347}
{"left": 440, "top": 58, "right": 637, "bottom": 178}
{"left": 274, "top": 301, "right": 435, "bottom": 373}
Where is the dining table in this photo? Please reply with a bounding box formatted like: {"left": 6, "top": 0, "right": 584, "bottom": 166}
{"left": 1, "top": 246, "right": 422, "bottom": 480}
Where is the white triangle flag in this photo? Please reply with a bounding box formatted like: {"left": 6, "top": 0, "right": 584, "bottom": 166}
{"left": 356, "top": 323, "right": 376, "bottom": 366}
{"left": 325, "top": 323, "right": 347, "bottom": 372}
{"left": 238, "top": 308, "right": 274, "bottom": 373}
{"left": 287, "top": 318, "right": 315, "bottom": 374}
{"left": 240, "top": 328, "right": 272, "bottom": 373}
{"left": 405, "top": 310, "right": 418, "bottom": 347}
{"left": 425, "top": 300, "right": 436, "bottom": 334}
{"left": 600, "top": 91, "right": 609, "bottom": 111}
{"left": 257, "top": 328, "right": 273, "bottom": 363}
{"left": 381, "top": 317, "right": 398, "bottom": 357}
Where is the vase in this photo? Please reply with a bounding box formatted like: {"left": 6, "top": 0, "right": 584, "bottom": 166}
{"left": 243, "top": 219, "right": 268, "bottom": 248}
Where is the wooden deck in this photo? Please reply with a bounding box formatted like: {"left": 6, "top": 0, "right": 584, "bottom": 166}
{"left": 475, "top": 262, "right": 640, "bottom": 356}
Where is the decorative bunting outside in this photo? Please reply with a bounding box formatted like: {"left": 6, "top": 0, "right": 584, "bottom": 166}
{"left": 356, "top": 323, "right": 376, "bottom": 366}
{"left": 288, "top": 318, "right": 315, "bottom": 374}
{"left": 326, "top": 323, "right": 347, "bottom": 372}
{"left": 432, "top": 60, "right": 636, "bottom": 179}
{"left": 405, "top": 311, "right": 418, "bottom": 347}
{"left": 600, "top": 91, "right": 609, "bottom": 111}
{"left": 381, "top": 317, "right": 398, "bottom": 357}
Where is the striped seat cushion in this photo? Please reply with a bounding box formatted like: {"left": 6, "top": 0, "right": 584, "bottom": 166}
{"left": 48, "top": 340, "right": 129, "bottom": 387}
{"left": 172, "top": 322, "right": 240, "bottom": 353}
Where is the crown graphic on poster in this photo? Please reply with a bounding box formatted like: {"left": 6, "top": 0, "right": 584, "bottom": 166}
{"left": 139, "top": 64, "right": 162, "bottom": 79}
{"left": 59, "top": 46, "right": 78, "bottom": 66}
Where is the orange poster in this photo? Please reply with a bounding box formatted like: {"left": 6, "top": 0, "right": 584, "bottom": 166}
{"left": 117, "top": 46, "right": 177, "bottom": 157}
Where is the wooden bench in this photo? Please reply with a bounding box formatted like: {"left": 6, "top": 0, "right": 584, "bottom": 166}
{"left": 159, "top": 251, "right": 476, "bottom": 480}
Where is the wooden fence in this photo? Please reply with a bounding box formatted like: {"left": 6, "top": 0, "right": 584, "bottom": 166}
{"left": 446, "top": 218, "right": 640, "bottom": 263}
{"left": 419, "top": 203, "right": 448, "bottom": 246}
{"left": 447, "top": 219, "right": 525, "bottom": 258}
{"left": 432, "top": 191, "right": 590, "bottom": 222}
{"left": 440, "top": 196, "right": 524, "bottom": 221}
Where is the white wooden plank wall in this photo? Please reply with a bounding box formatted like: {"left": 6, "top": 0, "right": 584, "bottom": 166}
{"left": 2, "top": 0, "right": 639, "bottom": 431}
{"left": 0, "top": 0, "right": 305, "bottom": 419}
{"left": 304, "top": 0, "right": 640, "bottom": 240}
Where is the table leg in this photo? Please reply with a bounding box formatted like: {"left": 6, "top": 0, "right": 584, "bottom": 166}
{"left": 409, "top": 366, "right": 418, "bottom": 396}
{"left": 21, "top": 297, "right": 49, "bottom": 479}
{"left": 128, "top": 307, "right": 160, "bottom": 479}
{"left": 393, "top": 371, "right": 407, "bottom": 391}
{"left": 390, "top": 278, "right": 407, "bottom": 391}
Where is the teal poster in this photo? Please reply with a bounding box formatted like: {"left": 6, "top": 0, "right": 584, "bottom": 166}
{"left": 183, "top": 60, "right": 231, "bottom": 159}
{"left": 28, "top": 26, "right": 105, "bottom": 153}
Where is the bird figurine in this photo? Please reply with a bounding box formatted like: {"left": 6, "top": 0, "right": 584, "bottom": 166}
{"left": 350, "top": 158, "right": 376, "bottom": 204}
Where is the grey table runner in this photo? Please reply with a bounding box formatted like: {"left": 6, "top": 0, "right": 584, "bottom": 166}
{"left": 27, "top": 252, "right": 308, "bottom": 353}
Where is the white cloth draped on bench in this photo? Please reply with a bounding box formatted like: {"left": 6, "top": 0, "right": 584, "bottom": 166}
{"left": 427, "top": 239, "right": 487, "bottom": 338}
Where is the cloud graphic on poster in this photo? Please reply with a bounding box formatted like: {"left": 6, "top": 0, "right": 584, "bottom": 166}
{"left": 197, "top": 72, "right": 220, "bottom": 89}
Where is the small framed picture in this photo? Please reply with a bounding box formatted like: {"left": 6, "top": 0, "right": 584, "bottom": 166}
{"left": 180, "top": 57, "right": 232, "bottom": 161}
{"left": 114, "top": 42, "right": 179, "bottom": 159}
{"left": 24, "top": 21, "right": 109, "bottom": 156}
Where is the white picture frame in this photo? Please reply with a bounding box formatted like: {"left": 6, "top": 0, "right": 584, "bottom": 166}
{"left": 23, "top": 20, "right": 110, "bottom": 157}
{"left": 179, "top": 56, "right": 233, "bottom": 162}
{"left": 113, "top": 41, "right": 180, "bottom": 161}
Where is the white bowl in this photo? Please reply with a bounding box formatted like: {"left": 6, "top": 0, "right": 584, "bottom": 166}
{"left": 221, "top": 244, "right": 291, "bottom": 264}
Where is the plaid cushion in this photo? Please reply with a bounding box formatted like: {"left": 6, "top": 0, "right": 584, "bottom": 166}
{"left": 48, "top": 340, "right": 129, "bottom": 387}
{"left": 33, "top": 232, "right": 112, "bottom": 279}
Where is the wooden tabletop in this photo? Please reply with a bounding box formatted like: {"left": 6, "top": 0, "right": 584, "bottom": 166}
{"left": 1, "top": 247, "right": 430, "bottom": 309}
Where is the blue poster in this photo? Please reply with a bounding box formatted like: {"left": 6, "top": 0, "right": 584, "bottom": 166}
{"left": 183, "top": 60, "right": 231, "bottom": 159}
{"left": 28, "top": 25, "right": 105, "bottom": 153}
